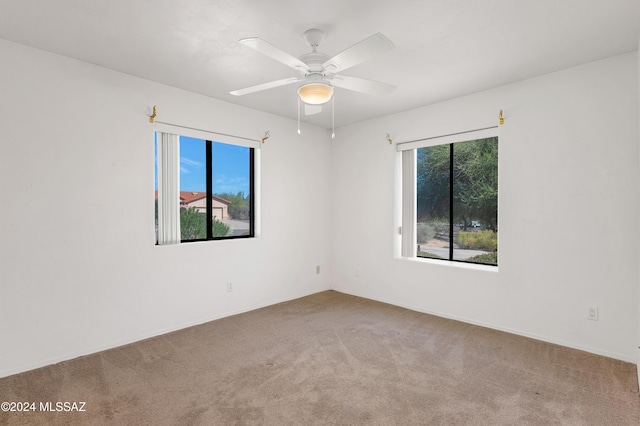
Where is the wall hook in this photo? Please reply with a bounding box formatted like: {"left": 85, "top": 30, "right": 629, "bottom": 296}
{"left": 149, "top": 105, "right": 157, "bottom": 123}
{"left": 386, "top": 133, "right": 393, "bottom": 145}
{"left": 261, "top": 131, "right": 270, "bottom": 144}
{"left": 499, "top": 110, "right": 504, "bottom": 126}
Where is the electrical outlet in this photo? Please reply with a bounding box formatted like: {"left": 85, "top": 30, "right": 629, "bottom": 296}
{"left": 587, "top": 306, "right": 598, "bottom": 321}
{"left": 227, "top": 282, "right": 233, "bottom": 292}
{"left": 316, "top": 265, "right": 320, "bottom": 274}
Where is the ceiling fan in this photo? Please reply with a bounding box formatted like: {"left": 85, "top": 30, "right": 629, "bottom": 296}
{"left": 230, "top": 29, "right": 396, "bottom": 117}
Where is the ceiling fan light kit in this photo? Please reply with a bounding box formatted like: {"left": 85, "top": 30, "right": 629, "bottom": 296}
{"left": 297, "top": 82, "right": 334, "bottom": 105}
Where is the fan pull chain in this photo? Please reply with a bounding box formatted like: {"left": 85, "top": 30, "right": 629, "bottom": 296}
{"left": 331, "top": 93, "right": 335, "bottom": 139}
{"left": 297, "top": 97, "right": 301, "bottom": 135}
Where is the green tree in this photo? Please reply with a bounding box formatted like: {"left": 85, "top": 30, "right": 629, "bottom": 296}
{"left": 216, "top": 192, "right": 250, "bottom": 220}
{"left": 417, "top": 144, "right": 450, "bottom": 221}
{"left": 453, "top": 137, "right": 498, "bottom": 231}
{"left": 417, "top": 137, "right": 498, "bottom": 231}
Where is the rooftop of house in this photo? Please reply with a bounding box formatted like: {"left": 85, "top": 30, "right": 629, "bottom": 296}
{"left": 154, "top": 191, "right": 232, "bottom": 205}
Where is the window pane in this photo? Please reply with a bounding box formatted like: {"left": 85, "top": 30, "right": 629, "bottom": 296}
{"left": 416, "top": 145, "right": 450, "bottom": 260}
{"left": 179, "top": 137, "right": 207, "bottom": 241}
{"left": 211, "top": 142, "right": 252, "bottom": 237}
{"left": 452, "top": 137, "right": 498, "bottom": 265}
{"left": 154, "top": 132, "right": 255, "bottom": 244}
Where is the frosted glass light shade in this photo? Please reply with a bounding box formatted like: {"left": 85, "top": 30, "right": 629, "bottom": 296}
{"left": 297, "top": 83, "right": 334, "bottom": 105}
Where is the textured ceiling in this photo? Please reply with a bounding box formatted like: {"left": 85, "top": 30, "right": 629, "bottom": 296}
{"left": 1, "top": 0, "right": 639, "bottom": 129}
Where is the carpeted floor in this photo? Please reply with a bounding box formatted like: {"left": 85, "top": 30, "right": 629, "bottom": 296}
{"left": 1, "top": 290, "right": 639, "bottom": 425}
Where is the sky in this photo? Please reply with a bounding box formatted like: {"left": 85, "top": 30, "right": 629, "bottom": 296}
{"left": 155, "top": 135, "right": 251, "bottom": 195}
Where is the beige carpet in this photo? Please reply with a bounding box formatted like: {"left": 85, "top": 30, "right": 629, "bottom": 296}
{"left": 1, "top": 290, "right": 638, "bottom": 425}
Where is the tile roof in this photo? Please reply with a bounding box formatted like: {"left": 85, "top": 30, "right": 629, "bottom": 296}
{"left": 154, "top": 191, "right": 232, "bottom": 205}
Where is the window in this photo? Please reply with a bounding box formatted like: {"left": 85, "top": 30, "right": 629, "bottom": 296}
{"left": 399, "top": 128, "right": 498, "bottom": 266}
{"left": 155, "top": 131, "right": 255, "bottom": 244}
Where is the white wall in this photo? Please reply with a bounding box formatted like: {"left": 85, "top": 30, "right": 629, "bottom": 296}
{"left": 0, "top": 39, "right": 333, "bottom": 377}
{"left": 331, "top": 52, "right": 639, "bottom": 362}
{"left": 1, "top": 38, "right": 638, "bottom": 378}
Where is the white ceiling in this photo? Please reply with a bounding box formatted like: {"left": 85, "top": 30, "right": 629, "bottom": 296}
{"left": 1, "top": 0, "right": 639, "bottom": 129}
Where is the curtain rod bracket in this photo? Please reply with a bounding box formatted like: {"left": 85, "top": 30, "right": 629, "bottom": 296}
{"left": 149, "top": 105, "right": 157, "bottom": 123}
{"left": 386, "top": 133, "right": 393, "bottom": 145}
{"left": 261, "top": 131, "right": 270, "bottom": 144}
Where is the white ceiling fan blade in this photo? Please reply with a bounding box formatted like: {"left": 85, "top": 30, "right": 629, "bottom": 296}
{"left": 230, "top": 77, "right": 303, "bottom": 96}
{"left": 240, "top": 37, "right": 310, "bottom": 72}
{"left": 323, "top": 33, "right": 394, "bottom": 73}
{"left": 304, "top": 104, "right": 323, "bottom": 116}
{"left": 330, "top": 75, "right": 397, "bottom": 96}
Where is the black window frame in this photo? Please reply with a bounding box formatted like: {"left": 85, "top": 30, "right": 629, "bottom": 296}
{"left": 416, "top": 137, "right": 498, "bottom": 266}
{"left": 180, "top": 139, "right": 255, "bottom": 243}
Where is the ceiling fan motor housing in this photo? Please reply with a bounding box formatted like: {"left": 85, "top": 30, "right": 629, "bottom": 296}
{"left": 302, "top": 28, "right": 325, "bottom": 48}
{"left": 300, "top": 51, "right": 330, "bottom": 74}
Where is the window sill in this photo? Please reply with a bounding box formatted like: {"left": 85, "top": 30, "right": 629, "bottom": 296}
{"left": 155, "top": 236, "right": 259, "bottom": 246}
{"left": 397, "top": 256, "right": 498, "bottom": 272}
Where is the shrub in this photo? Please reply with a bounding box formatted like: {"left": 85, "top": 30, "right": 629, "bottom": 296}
{"left": 455, "top": 230, "right": 497, "bottom": 252}
{"left": 416, "top": 222, "right": 436, "bottom": 244}
{"left": 181, "top": 207, "right": 206, "bottom": 240}
{"left": 417, "top": 251, "right": 442, "bottom": 259}
{"left": 180, "top": 207, "right": 231, "bottom": 239}
{"left": 429, "top": 220, "right": 449, "bottom": 237}
{"left": 213, "top": 219, "right": 231, "bottom": 237}
{"left": 465, "top": 251, "right": 498, "bottom": 265}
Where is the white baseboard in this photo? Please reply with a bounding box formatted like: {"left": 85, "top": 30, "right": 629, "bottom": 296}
{"left": 332, "top": 287, "right": 636, "bottom": 364}
{"left": 0, "top": 288, "right": 325, "bottom": 378}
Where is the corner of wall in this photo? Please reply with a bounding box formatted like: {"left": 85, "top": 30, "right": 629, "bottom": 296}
{"left": 637, "top": 42, "right": 640, "bottom": 387}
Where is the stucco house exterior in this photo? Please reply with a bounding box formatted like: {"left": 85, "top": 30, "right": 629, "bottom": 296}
{"left": 180, "top": 192, "right": 231, "bottom": 220}
{"left": 154, "top": 191, "right": 232, "bottom": 220}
